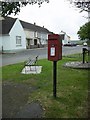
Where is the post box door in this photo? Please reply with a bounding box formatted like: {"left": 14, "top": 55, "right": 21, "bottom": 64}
{"left": 48, "top": 34, "right": 62, "bottom": 61}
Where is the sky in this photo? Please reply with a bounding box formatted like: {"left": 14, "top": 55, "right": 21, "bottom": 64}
{"left": 10, "top": 0, "right": 88, "bottom": 40}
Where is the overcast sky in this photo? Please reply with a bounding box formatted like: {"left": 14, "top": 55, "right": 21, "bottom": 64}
{"left": 11, "top": 0, "right": 88, "bottom": 40}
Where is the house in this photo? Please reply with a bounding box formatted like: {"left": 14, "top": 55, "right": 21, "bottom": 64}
{"left": 59, "top": 31, "right": 70, "bottom": 45}
{"left": 0, "top": 17, "right": 26, "bottom": 52}
{"left": 20, "top": 20, "right": 50, "bottom": 49}
{"left": 0, "top": 16, "right": 50, "bottom": 52}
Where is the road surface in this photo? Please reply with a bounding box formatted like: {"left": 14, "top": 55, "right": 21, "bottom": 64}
{"left": 0, "top": 45, "right": 86, "bottom": 67}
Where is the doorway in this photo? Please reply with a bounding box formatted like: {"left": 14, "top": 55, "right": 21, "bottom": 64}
{"left": 26, "top": 39, "right": 31, "bottom": 49}
{"left": 34, "top": 39, "right": 37, "bottom": 45}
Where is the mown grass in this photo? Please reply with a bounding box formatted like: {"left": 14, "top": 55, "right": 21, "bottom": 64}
{"left": 2, "top": 54, "right": 88, "bottom": 118}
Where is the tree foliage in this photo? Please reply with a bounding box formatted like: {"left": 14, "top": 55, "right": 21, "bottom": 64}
{"left": 77, "top": 22, "right": 90, "bottom": 40}
{"left": 1, "top": 0, "right": 90, "bottom": 17}
{"left": 67, "top": 0, "right": 90, "bottom": 12}
{"left": 0, "top": 0, "right": 49, "bottom": 16}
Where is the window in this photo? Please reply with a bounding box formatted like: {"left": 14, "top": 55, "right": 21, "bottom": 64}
{"left": 16, "top": 36, "right": 22, "bottom": 46}
{"left": 34, "top": 31, "right": 37, "bottom": 37}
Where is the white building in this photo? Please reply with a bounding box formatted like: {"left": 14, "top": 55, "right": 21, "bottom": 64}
{"left": 0, "top": 16, "right": 50, "bottom": 52}
{"left": 59, "top": 31, "right": 70, "bottom": 45}
{"left": 0, "top": 17, "right": 26, "bottom": 52}
{"left": 20, "top": 21, "right": 49, "bottom": 49}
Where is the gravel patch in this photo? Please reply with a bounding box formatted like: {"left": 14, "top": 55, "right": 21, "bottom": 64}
{"left": 2, "top": 82, "right": 43, "bottom": 118}
{"left": 15, "top": 102, "right": 43, "bottom": 118}
{"left": 21, "top": 66, "right": 42, "bottom": 74}
{"left": 63, "top": 61, "right": 90, "bottom": 69}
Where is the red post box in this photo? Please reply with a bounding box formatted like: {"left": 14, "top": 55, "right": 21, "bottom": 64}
{"left": 48, "top": 34, "right": 62, "bottom": 61}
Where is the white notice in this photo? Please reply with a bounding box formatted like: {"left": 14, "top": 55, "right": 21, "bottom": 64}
{"left": 50, "top": 47, "right": 55, "bottom": 56}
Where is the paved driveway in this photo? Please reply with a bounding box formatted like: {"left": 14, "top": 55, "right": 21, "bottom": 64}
{"left": 1, "top": 46, "right": 86, "bottom": 67}
{"left": 2, "top": 82, "right": 43, "bottom": 118}
{"left": 1, "top": 48, "right": 47, "bottom": 67}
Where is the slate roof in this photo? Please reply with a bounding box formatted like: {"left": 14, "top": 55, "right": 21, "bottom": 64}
{"left": 20, "top": 20, "right": 50, "bottom": 33}
{"left": 0, "top": 17, "right": 16, "bottom": 35}
{"left": 0, "top": 16, "right": 50, "bottom": 35}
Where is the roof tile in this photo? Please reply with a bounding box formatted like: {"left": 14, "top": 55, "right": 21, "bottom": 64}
{"left": 0, "top": 17, "right": 16, "bottom": 35}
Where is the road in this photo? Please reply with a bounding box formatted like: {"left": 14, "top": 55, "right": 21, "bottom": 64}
{"left": 0, "top": 45, "right": 86, "bottom": 67}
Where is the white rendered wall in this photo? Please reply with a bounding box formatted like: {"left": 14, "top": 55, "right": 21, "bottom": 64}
{"left": 9, "top": 19, "right": 26, "bottom": 50}
{"left": 1, "top": 35, "right": 11, "bottom": 51}
{"left": 24, "top": 29, "right": 34, "bottom": 39}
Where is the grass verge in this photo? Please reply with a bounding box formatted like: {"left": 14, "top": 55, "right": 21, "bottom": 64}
{"left": 2, "top": 54, "right": 88, "bottom": 118}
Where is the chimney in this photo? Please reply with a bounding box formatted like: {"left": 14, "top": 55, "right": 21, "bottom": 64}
{"left": 34, "top": 22, "right": 36, "bottom": 25}
{"left": 43, "top": 26, "right": 44, "bottom": 28}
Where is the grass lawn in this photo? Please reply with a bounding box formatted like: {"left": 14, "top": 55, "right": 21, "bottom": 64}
{"left": 2, "top": 54, "right": 88, "bottom": 118}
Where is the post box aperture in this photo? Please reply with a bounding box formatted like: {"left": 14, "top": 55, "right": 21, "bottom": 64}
{"left": 48, "top": 34, "right": 62, "bottom": 61}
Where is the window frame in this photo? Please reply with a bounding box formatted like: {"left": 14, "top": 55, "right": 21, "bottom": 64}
{"left": 16, "top": 36, "right": 22, "bottom": 47}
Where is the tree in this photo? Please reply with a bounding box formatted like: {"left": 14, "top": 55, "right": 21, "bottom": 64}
{"left": 67, "top": 0, "right": 90, "bottom": 21}
{"left": 68, "top": 0, "right": 90, "bottom": 12}
{"left": 77, "top": 21, "right": 90, "bottom": 40}
{"left": 1, "top": 0, "right": 90, "bottom": 17}
{"left": 0, "top": 0, "right": 49, "bottom": 17}
{"left": 68, "top": 0, "right": 90, "bottom": 45}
